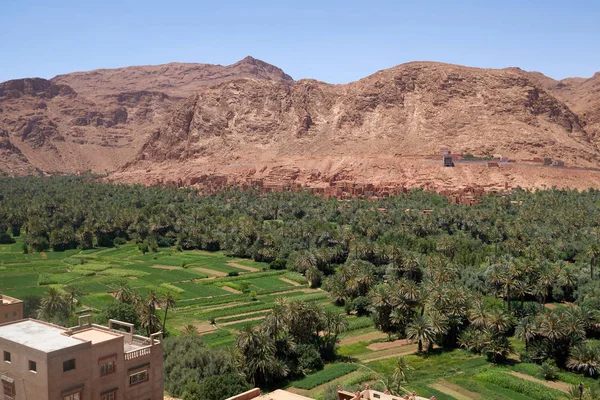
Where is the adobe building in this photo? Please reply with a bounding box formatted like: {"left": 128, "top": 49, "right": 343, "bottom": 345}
{"left": 0, "top": 295, "right": 23, "bottom": 324}
{"left": 0, "top": 315, "right": 163, "bottom": 400}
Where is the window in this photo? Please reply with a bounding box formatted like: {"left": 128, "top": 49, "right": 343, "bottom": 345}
{"left": 63, "top": 359, "right": 76, "bottom": 372}
{"left": 3, "top": 313, "right": 7, "bottom": 319}
{"left": 101, "top": 391, "right": 116, "bottom": 400}
{"left": 129, "top": 370, "right": 148, "bottom": 385}
{"left": 12, "top": 312, "right": 16, "bottom": 317}
{"left": 63, "top": 392, "right": 81, "bottom": 400}
{"left": 29, "top": 360, "right": 36, "bottom": 373}
{"left": 100, "top": 360, "right": 115, "bottom": 376}
{"left": 1, "top": 377, "right": 15, "bottom": 400}
{"left": 3, "top": 351, "right": 10, "bottom": 363}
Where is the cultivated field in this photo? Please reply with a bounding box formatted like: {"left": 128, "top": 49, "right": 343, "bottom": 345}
{"left": 1, "top": 238, "right": 594, "bottom": 400}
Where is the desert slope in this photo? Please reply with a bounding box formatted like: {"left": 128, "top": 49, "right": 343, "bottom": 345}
{"left": 0, "top": 57, "right": 292, "bottom": 174}
{"left": 113, "top": 62, "right": 600, "bottom": 192}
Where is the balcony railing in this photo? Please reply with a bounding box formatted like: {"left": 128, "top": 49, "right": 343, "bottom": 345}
{"left": 124, "top": 346, "right": 152, "bottom": 360}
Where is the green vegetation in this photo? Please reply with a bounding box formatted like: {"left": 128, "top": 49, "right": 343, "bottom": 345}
{"left": 3, "top": 176, "right": 600, "bottom": 399}
{"left": 293, "top": 363, "right": 359, "bottom": 390}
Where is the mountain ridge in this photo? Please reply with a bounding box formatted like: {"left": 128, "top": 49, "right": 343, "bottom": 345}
{"left": 2, "top": 57, "right": 600, "bottom": 192}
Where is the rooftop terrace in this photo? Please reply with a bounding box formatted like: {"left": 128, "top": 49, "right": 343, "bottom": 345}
{"left": 0, "top": 316, "right": 161, "bottom": 359}
{"left": 0, "top": 320, "right": 83, "bottom": 352}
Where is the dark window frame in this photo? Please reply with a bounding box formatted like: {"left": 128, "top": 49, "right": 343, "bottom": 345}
{"left": 63, "top": 358, "right": 76, "bottom": 372}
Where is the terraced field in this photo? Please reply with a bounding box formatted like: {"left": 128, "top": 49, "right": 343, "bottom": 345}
{"left": 3, "top": 238, "right": 592, "bottom": 400}
{"left": 0, "top": 239, "right": 369, "bottom": 341}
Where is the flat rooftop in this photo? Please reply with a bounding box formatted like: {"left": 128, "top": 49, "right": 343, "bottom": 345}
{"left": 71, "top": 328, "right": 121, "bottom": 344}
{"left": 0, "top": 295, "right": 22, "bottom": 305}
{"left": 0, "top": 320, "right": 84, "bottom": 352}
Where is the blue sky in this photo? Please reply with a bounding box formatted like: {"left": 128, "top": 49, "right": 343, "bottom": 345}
{"left": 1, "top": 0, "right": 599, "bottom": 83}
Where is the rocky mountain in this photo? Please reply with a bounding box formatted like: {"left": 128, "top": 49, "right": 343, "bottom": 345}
{"left": 0, "top": 57, "right": 293, "bottom": 174}
{"left": 2, "top": 58, "right": 600, "bottom": 192}
{"left": 113, "top": 62, "right": 600, "bottom": 192}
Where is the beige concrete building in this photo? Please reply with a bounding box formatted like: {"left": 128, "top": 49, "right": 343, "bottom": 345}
{"left": 0, "top": 295, "right": 23, "bottom": 325}
{"left": 0, "top": 316, "right": 163, "bottom": 400}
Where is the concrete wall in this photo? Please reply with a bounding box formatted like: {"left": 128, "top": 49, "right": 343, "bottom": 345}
{"left": 47, "top": 343, "right": 93, "bottom": 400}
{"left": 0, "top": 298, "right": 23, "bottom": 324}
{"left": 0, "top": 337, "right": 50, "bottom": 400}
{"left": 122, "top": 343, "right": 164, "bottom": 400}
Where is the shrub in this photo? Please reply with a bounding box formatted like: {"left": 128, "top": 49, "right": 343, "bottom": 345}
{"left": 540, "top": 361, "right": 558, "bottom": 381}
{"left": 297, "top": 343, "right": 324, "bottom": 374}
{"left": 228, "top": 271, "right": 239, "bottom": 277}
{"left": 270, "top": 259, "right": 287, "bottom": 270}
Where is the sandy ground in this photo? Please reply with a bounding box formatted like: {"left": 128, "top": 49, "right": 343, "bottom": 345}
{"left": 339, "top": 331, "right": 388, "bottom": 345}
{"left": 151, "top": 264, "right": 182, "bottom": 270}
{"left": 227, "top": 260, "right": 260, "bottom": 272}
{"left": 509, "top": 371, "right": 570, "bottom": 393}
{"left": 220, "top": 285, "right": 242, "bottom": 294}
{"left": 367, "top": 338, "right": 411, "bottom": 351}
{"left": 278, "top": 277, "right": 302, "bottom": 286}
{"left": 193, "top": 267, "right": 228, "bottom": 277}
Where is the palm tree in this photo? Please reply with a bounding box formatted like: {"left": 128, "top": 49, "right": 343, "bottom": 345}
{"left": 515, "top": 317, "right": 537, "bottom": 350}
{"left": 391, "top": 357, "right": 412, "bottom": 394}
{"left": 161, "top": 292, "right": 176, "bottom": 333}
{"left": 139, "top": 305, "right": 160, "bottom": 336}
{"left": 305, "top": 265, "right": 323, "bottom": 288}
{"left": 406, "top": 315, "right": 435, "bottom": 353}
{"left": 64, "top": 285, "right": 82, "bottom": 312}
{"left": 323, "top": 310, "right": 349, "bottom": 339}
{"left": 485, "top": 309, "right": 513, "bottom": 334}
{"left": 145, "top": 290, "right": 161, "bottom": 311}
{"left": 38, "top": 287, "right": 69, "bottom": 321}
{"left": 586, "top": 244, "right": 600, "bottom": 280}
{"left": 181, "top": 324, "right": 199, "bottom": 336}
{"left": 112, "top": 281, "right": 134, "bottom": 303}
{"left": 566, "top": 342, "right": 600, "bottom": 377}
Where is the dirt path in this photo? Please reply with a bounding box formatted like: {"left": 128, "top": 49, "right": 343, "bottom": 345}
{"left": 339, "top": 331, "right": 388, "bottom": 345}
{"left": 221, "top": 316, "right": 265, "bottom": 327}
{"left": 151, "top": 264, "right": 182, "bottom": 270}
{"left": 183, "top": 322, "right": 216, "bottom": 335}
{"left": 195, "top": 301, "right": 252, "bottom": 312}
{"left": 227, "top": 260, "right": 259, "bottom": 272}
{"left": 220, "top": 285, "right": 242, "bottom": 294}
{"left": 279, "top": 277, "right": 302, "bottom": 286}
{"left": 193, "top": 267, "right": 228, "bottom": 277}
{"left": 509, "top": 371, "right": 570, "bottom": 393}
{"left": 429, "top": 380, "right": 481, "bottom": 400}
{"left": 367, "top": 338, "right": 411, "bottom": 351}
{"left": 361, "top": 344, "right": 420, "bottom": 363}
{"left": 217, "top": 310, "right": 268, "bottom": 322}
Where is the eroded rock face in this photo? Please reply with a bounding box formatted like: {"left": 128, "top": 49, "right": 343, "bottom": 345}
{"left": 0, "top": 57, "right": 294, "bottom": 174}
{"left": 2, "top": 58, "right": 600, "bottom": 191}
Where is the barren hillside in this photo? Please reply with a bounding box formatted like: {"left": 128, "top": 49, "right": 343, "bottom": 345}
{"left": 0, "top": 57, "right": 292, "bottom": 174}
{"left": 2, "top": 58, "right": 600, "bottom": 193}
{"left": 113, "top": 62, "right": 600, "bottom": 192}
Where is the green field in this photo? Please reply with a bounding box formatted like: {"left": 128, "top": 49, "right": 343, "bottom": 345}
{"left": 0, "top": 239, "right": 343, "bottom": 340}
{"left": 2, "top": 238, "right": 596, "bottom": 400}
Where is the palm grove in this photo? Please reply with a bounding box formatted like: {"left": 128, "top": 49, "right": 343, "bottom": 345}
{"left": 1, "top": 176, "right": 600, "bottom": 397}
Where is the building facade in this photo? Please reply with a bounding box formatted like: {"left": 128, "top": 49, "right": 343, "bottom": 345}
{"left": 0, "top": 316, "right": 163, "bottom": 400}
{"left": 0, "top": 295, "right": 23, "bottom": 325}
